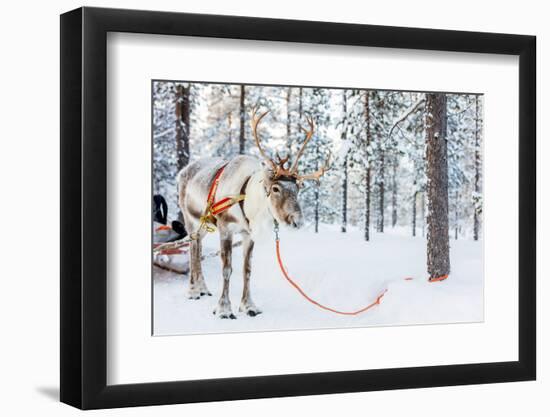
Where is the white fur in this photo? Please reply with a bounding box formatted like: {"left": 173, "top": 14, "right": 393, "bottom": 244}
{"left": 177, "top": 155, "right": 302, "bottom": 318}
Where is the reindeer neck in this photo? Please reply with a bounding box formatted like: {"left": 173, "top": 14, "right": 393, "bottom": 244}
{"left": 243, "top": 170, "right": 272, "bottom": 230}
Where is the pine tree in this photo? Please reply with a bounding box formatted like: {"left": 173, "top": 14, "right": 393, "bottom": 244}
{"left": 239, "top": 85, "right": 246, "bottom": 155}
{"left": 473, "top": 95, "right": 482, "bottom": 241}
{"left": 391, "top": 156, "right": 398, "bottom": 227}
{"left": 447, "top": 95, "right": 470, "bottom": 239}
{"left": 412, "top": 189, "right": 418, "bottom": 237}
{"left": 175, "top": 84, "right": 191, "bottom": 170}
{"left": 296, "top": 87, "right": 334, "bottom": 232}
{"left": 390, "top": 92, "right": 426, "bottom": 237}
{"left": 364, "top": 90, "right": 372, "bottom": 241}
{"left": 368, "top": 90, "right": 412, "bottom": 234}
{"left": 425, "top": 93, "right": 450, "bottom": 280}
{"left": 340, "top": 89, "right": 350, "bottom": 233}
{"left": 370, "top": 91, "right": 386, "bottom": 233}
{"left": 153, "top": 82, "right": 185, "bottom": 219}
{"left": 286, "top": 87, "right": 292, "bottom": 153}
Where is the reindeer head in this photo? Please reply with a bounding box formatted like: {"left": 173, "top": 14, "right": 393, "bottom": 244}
{"left": 251, "top": 107, "right": 331, "bottom": 229}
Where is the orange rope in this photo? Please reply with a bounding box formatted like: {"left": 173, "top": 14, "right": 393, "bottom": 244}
{"left": 275, "top": 238, "right": 448, "bottom": 316}
{"left": 275, "top": 239, "right": 387, "bottom": 316}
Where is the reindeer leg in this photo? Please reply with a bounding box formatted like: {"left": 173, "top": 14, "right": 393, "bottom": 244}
{"left": 181, "top": 209, "right": 205, "bottom": 300}
{"left": 195, "top": 240, "right": 212, "bottom": 296}
{"left": 188, "top": 236, "right": 206, "bottom": 300}
{"left": 239, "top": 233, "right": 262, "bottom": 317}
{"left": 213, "top": 228, "right": 236, "bottom": 319}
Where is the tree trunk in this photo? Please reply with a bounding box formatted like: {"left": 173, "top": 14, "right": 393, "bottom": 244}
{"left": 454, "top": 190, "right": 459, "bottom": 240}
{"left": 314, "top": 183, "right": 320, "bottom": 233}
{"left": 314, "top": 135, "right": 320, "bottom": 233}
{"left": 295, "top": 88, "right": 304, "bottom": 160}
{"left": 341, "top": 90, "right": 348, "bottom": 233}
{"left": 342, "top": 157, "right": 348, "bottom": 233}
{"left": 425, "top": 93, "right": 450, "bottom": 280}
{"left": 391, "top": 156, "right": 398, "bottom": 227}
{"left": 377, "top": 150, "right": 385, "bottom": 233}
{"left": 239, "top": 85, "right": 246, "bottom": 155}
{"left": 473, "top": 96, "right": 481, "bottom": 241}
{"left": 412, "top": 188, "right": 417, "bottom": 237}
{"left": 364, "top": 91, "right": 371, "bottom": 241}
{"left": 227, "top": 112, "right": 233, "bottom": 148}
{"left": 298, "top": 88, "right": 303, "bottom": 120}
{"left": 286, "top": 87, "right": 292, "bottom": 155}
{"left": 175, "top": 84, "right": 190, "bottom": 170}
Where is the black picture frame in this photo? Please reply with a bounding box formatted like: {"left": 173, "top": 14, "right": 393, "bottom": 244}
{"left": 60, "top": 6, "right": 536, "bottom": 410}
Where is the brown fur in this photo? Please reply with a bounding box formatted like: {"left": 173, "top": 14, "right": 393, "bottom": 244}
{"left": 187, "top": 204, "right": 203, "bottom": 220}
{"left": 214, "top": 235, "right": 235, "bottom": 318}
{"left": 239, "top": 235, "right": 254, "bottom": 312}
{"left": 218, "top": 212, "right": 239, "bottom": 224}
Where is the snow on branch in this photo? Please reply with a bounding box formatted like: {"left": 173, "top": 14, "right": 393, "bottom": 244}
{"left": 388, "top": 97, "right": 425, "bottom": 139}
{"left": 154, "top": 127, "right": 175, "bottom": 140}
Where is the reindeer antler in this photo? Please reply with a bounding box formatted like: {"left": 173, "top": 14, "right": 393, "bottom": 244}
{"left": 251, "top": 106, "right": 276, "bottom": 170}
{"left": 251, "top": 108, "right": 329, "bottom": 183}
{"left": 289, "top": 115, "right": 315, "bottom": 174}
{"left": 275, "top": 152, "right": 290, "bottom": 168}
{"left": 296, "top": 152, "right": 332, "bottom": 184}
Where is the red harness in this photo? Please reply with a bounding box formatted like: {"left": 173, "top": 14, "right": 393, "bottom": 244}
{"left": 203, "top": 164, "right": 246, "bottom": 222}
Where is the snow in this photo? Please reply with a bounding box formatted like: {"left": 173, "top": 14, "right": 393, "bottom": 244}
{"left": 153, "top": 224, "right": 483, "bottom": 336}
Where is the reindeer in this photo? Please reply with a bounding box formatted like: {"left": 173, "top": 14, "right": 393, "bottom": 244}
{"left": 177, "top": 108, "right": 329, "bottom": 319}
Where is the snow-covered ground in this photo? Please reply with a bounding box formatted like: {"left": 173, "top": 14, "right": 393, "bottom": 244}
{"left": 153, "top": 224, "right": 483, "bottom": 336}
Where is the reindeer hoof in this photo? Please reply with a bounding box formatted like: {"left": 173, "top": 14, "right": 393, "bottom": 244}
{"left": 215, "top": 313, "right": 236, "bottom": 320}
{"left": 213, "top": 302, "right": 235, "bottom": 319}
{"left": 239, "top": 301, "right": 262, "bottom": 317}
{"left": 200, "top": 291, "right": 212, "bottom": 297}
{"left": 187, "top": 290, "right": 202, "bottom": 300}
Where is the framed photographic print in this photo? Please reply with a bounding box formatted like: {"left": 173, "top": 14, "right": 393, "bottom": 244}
{"left": 60, "top": 6, "right": 536, "bottom": 409}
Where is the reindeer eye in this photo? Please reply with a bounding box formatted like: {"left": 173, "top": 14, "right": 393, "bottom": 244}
{"left": 272, "top": 185, "right": 281, "bottom": 194}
